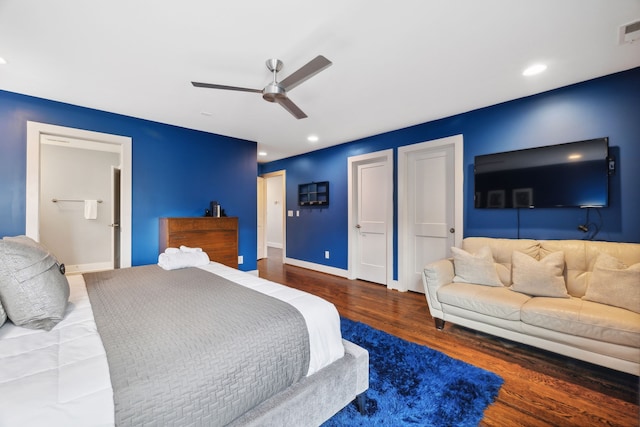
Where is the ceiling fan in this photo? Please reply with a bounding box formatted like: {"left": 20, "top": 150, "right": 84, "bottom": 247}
{"left": 192, "top": 55, "right": 332, "bottom": 119}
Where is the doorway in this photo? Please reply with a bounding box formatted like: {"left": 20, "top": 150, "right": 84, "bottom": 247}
{"left": 347, "top": 149, "right": 394, "bottom": 287}
{"left": 258, "top": 170, "right": 286, "bottom": 263}
{"left": 26, "top": 122, "right": 132, "bottom": 271}
{"left": 398, "top": 134, "right": 463, "bottom": 293}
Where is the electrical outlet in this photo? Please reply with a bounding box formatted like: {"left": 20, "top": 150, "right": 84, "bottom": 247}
{"left": 325, "top": 251, "right": 330, "bottom": 259}
{"left": 238, "top": 255, "right": 244, "bottom": 264}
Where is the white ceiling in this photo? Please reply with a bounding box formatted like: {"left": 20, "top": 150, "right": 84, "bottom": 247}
{"left": 1, "top": 1, "right": 639, "bottom": 162}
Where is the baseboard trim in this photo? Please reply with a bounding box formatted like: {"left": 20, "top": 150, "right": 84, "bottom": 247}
{"left": 65, "top": 262, "right": 112, "bottom": 274}
{"left": 283, "top": 257, "right": 349, "bottom": 278}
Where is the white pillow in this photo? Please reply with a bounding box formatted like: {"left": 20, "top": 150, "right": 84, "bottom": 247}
{"left": 451, "top": 246, "right": 502, "bottom": 287}
{"left": 583, "top": 252, "right": 640, "bottom": 313}
{"left": 511, "top": 251, "right": 569, "bottom": 298}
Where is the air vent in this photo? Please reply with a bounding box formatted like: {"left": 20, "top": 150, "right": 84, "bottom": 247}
{"left": 619, "top": 20, "right": 640, "bottom": 44}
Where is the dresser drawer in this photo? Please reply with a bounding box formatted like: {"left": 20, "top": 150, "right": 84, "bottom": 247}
{"left": 163, "top": 217, "right": 237, "bottom": 232}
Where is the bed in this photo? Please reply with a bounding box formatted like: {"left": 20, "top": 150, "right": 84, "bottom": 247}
{"left": 0, "top": 238, "right": 369, "bottom": 427}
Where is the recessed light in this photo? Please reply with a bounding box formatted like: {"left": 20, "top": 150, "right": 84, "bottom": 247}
{"left": 258, "top": 151, "right": 267, "bottom": 157}
{"left": 522, "top": 64, "right": 547, "bottom": 76}
{"left": 200, "top": 111, "right": 213, "bottom": 116}
{"left": 307, "top": 135, "right": 319, "bottom": 143}
{"left": 0, "top": 57, "right": 7, "bottom": 65}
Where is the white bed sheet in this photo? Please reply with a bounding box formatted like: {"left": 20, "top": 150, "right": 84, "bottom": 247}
{"left": 0, "top": 274, "right": 114, "bottom": 427}
{"left": 0, "top": 263, "right": 345, "bottom": 426}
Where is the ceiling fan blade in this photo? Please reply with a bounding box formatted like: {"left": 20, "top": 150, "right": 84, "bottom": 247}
{"left": 276, "top": 97, "right": 307, "bottom": 119}
{"left": 279, "top": 55, "right": 332, "bottom": 92}
{"left": 191, "top": 81, "right": 262, "bottom": 93}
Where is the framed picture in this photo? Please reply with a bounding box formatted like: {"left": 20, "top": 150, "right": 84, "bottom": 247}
{"left": 487, "top": 190, "right": 505, "bottom": 208}
{"left": 512, "top": 188, "right": 533, "bottom": 208}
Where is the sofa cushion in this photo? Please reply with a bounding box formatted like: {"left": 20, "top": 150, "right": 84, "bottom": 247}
{"left": 583, "top": 253, "right": 640, "bottom": 314}
{"left": 462, "top": 237, "right": 539, "bottom": 286}
{"left": 451, "top": 246, "right": 502, "bottom": 287}
{"left": 511, "top": 251, "right": 569, "bottom": 298}
{"left": 437, "top": 282, "right": 531, "bottom": 321}
{"left": 521, "top": 297, "right": 640, "bottom": 348}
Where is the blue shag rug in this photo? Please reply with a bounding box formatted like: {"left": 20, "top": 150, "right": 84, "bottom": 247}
{"left": 323, "top": 318, "right": 503, "bottom": 426}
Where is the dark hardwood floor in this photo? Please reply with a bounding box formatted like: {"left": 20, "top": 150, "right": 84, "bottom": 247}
{"left": 258, "top": 248, "right": 639, "bottom": 427}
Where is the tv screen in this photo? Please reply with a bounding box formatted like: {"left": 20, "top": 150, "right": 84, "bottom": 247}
{"left": 474, "top": 138, "right": 609, "bottom": 209}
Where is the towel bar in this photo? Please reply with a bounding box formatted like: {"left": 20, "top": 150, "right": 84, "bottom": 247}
{"left": 52, "top": 199, "right": 103, "bottom": 203}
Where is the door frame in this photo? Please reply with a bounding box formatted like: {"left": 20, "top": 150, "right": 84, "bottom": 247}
{"left": 257, "top": 176, "right": 266, "bottom": 260}
{"left": 111, "top": 165, "right": 122, "bottom": 269}
{"left": 25, "top": 121, "right": 132, "bottom": 268}
{"left": 397, "top": 134, "right": 463, "bottom": 292}
{"left": 347, "top": 149, "right": 394, "bottom": 287}
{"left": 259, "top": 170, "right": 286, "bottom": 260}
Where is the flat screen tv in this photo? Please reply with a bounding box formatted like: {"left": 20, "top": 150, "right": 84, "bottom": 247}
{"left": 474, "top": 138, "right": 610, "bottom": 209}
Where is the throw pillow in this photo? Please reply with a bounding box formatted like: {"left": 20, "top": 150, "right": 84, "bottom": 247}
{"left": 451, "top": 246, "right": 503, "bottom": 287}
{"left": 0, "top": 236, "right": 70, "bottom": 331}
{"left": 583, "top": 252, "right": 640, "bottom": 314}
{"left": 511, "top": 250, "right": 569, "bottom": 298}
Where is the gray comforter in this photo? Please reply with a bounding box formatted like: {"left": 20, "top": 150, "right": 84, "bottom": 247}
{"left": 84, "top": 265, "right": 310, "bottom": 426}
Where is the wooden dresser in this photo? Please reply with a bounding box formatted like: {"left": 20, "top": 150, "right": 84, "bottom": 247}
{"left": 159, "top": 217, "right": 239, "bottom": 268}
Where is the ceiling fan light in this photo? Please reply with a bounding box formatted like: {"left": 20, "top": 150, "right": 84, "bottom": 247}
{"left": 262, "top": 83, "right": 286, "bottom": 102}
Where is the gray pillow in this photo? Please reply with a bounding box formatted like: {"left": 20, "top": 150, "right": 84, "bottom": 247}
{"left": 0, "top": 236, "right": 69, "bottom": 331}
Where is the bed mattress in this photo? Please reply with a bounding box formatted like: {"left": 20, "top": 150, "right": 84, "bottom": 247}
{"left": 0, "top": 273, "right": 114, "bottom": 426}
{"left": 0, "top": 262, "right": 345, "bottom": 427}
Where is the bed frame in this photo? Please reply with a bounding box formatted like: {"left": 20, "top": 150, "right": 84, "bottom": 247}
{"left": 229, "top": 340, "right": 369, "bottom": 426}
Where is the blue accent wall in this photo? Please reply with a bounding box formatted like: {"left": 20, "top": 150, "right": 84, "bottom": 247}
{"left": 260, "top": 67, "right": 640, "bottom": 276}
{"left": 0, "top": 90, "right": 258, "bottom": 271}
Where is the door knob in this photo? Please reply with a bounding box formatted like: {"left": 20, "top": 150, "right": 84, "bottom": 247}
{"left": 449, "top": 228, "right": 455, "bottom": 233}
{"left": 355, "top": 224, "right": 361, "bottom": 228}
{"left": 110, "top": 223, "right": 120, "bottom": 228}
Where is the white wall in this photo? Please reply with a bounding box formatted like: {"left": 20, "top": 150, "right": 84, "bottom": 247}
{"left": 39, "top": 143, "right": 119, "bottom": 270}
{"left": 266, "top": 175, "right": 283, "bottom": 248}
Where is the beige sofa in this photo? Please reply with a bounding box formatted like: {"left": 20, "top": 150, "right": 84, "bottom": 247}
{"left": 422, "top": 237, "right": 640, "bottom": 375}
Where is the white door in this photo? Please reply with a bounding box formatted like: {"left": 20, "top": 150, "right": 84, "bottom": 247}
{"left": 398, "top": 135, "right": 463, "bottom": 293}
{"left": 356, "top": 161, "right": 387, "bottom": 283}
{"left": 348, "top": 149, "right": 393, "bottom": 287}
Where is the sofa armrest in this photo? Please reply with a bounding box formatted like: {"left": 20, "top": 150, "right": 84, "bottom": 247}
{"left": 422, "top": 258, "right": 454, "bottom": 315}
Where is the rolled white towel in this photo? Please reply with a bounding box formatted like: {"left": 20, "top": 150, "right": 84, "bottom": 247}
{"left": 164, "top": 247, "right": 180, "bottom": 254}
{"left": 180, "top": 245, "right": 203, "bottom": 253}
{"left": 158, "top": 251, "right": 210, "bottom": 270}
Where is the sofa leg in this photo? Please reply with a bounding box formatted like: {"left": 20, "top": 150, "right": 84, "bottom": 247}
{"left": 434, "top": 318, "right": 445, "bottom": 330}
